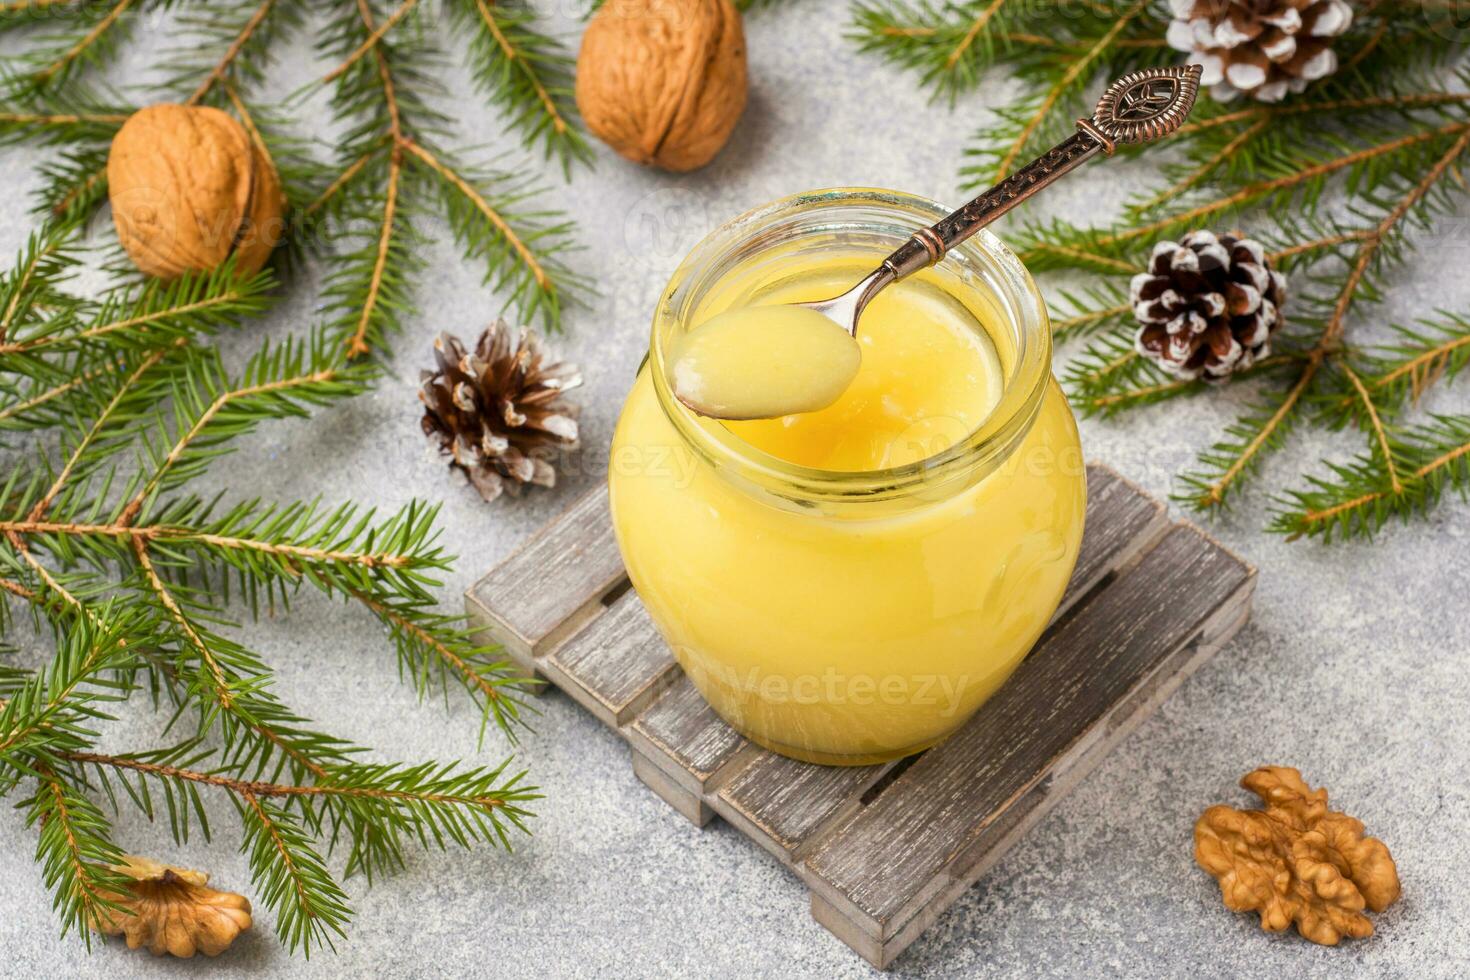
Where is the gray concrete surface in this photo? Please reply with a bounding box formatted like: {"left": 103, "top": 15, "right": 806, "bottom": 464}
{"left": 1, "top": 3, "right": 1467, "bottom": 978}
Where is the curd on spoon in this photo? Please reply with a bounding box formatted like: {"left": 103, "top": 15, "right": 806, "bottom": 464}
{"left": 668, "top": 304, "right": 863, "bottom": 420}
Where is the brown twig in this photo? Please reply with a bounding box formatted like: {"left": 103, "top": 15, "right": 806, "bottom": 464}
{"left": 0, "top": 518, "right": 412, "bottom": 568}
{"left": 1024, "top": 243, "right": 1138, "bottom": 274}
{"left": 0, "top": 111, "right": 128, "bottom": 127}
{"left": 26, "top": 345, "right": 175, "bottom": 524}
{"left": 0, "top": 577, "right": 36, "bottom": 601}
{"left": 32, "top": 0, "right": 134, "bottom": 85}
{"left": 132, "top": 536, "right": 333, "bottom": 780}
{"left": 0, "top": 233, "right": 65, "bottom": 342}
{"left": 1135, "top": 118, "right": 1270, "bottom": 213}
{"left": 1072, "top": 122, "right": 1470, "bottom": 257}
{"left": 187, "top": 0, "right": 278, "bottom": 105}
{"left": 65, "top": 751, "right": 513, "bottom": 808}
{"left": 944, "top": 0, "right": 1007, "bottom": 70}
{"left": 239, "top": 790, "right": 316, "bottom": 920}
{"left": 1292, "top": 437, "right": 1470, "bottom": 534}
{"left": 0, "top": 358, "right": 130, "bottom": 423}
{"left": 35, "top": 765, "right": 114, "bottom": 926}
{"left": 1344, "top": 20, "right": 1389, "bottom": 71}
{"left": 1344, "top": 365, "right": 1401, "bottom": 494}
{"left": 0, "top": 292, "right": 243, "bottom": 357}
{"left": 1052, "top": 303, "right": 1129, "bottom": 334}
{"left": 352, "top": 591, "right": 507, "bottom": 706}
{"left": 991, "top": 3, "right": 1144, "bottom": 181}
{"left": 0, "top": 0, "right": 82, "bottom": 11}
{"left": 470, "top": 0, "right": 566, "bottom": 134}
{"left": 303, "top": 144, "right": 384, "bottom": 217}
{"left": 1081, "top": 354, "right": 1302, "bottom": 412}
{"left": 1266, "top": 230, "right": 1375, "bottom": 263}
{"left": 400, "top": 138, "right": 550, "bottom": 290}
{"left": 129, "top": 536, "right": 234, "bottom": 706}
{"left": 1374, "top": 332, "right": 1470, "bottom": 403}
{"left": 322, "top": 0, "right": 419, "bottom": 84}
{"left": 348, "top": 145, "right": 400, "bottom": 360}
{"left": 118, "top": 368, "right": 338, "bottom": 526}
{"left": 48, "top": 167, "right": 106, "bottom": 219}
{"left": 340, "top": 0, "right": 406, "bottom": 360}
{"left": 1174, "top": 92, "right": 1470, "bottom": 139}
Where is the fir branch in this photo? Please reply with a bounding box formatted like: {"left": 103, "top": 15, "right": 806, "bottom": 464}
{"left": 25, "top": 343, "right": 180, "bottom": 523}
{"left": 402, "top": 138, "right": 581, "bottom": 331}
{"left": 238, "top": 790, "right": 351, "bottom": 955}
{"left": 0, "top": 1, "right": 562, "bottom": 951}
{"left": 1273, "top": 415, "right": 1470, "bottom": 541}
{"left": 988, "top": 3, "right": 1145, "bottom": 182}
{"left": 310, "top": 0, "right": 581, "bottom": 349}
{"left": 450, "top": 0, "right": 589, "bottom": 175}
{"left": 0, "top": 0, "right": 86, "bottom": 17}
{"left": 1172, "top": 121, "right": 1470, "bottom": 512}
{"left": 322, "top": 0, "right": 422, "bottom": 84}
{"left": 172, "top": 0, "right": 294, "bottom": 107}
{"left": 0, "top": 265, "right": 273, "bottom": 362}
{"left": 24, "top": 766, "right": 128, "bottom": 947}
{"left": 128, "top": 340, "right": 362, "bottom": 517}
{"left": 22, "top": 0, "right": 137, "bottom": 91}
{"left": 1342, "top": 364, "right": 1402, "bottom": 495}
{"left": 69, "top": 745, "right": 535, "bottom": 896}
{"left": 39, "top": 148, "right": 110, "bottom": 223}
{"left": 1022, "top": 121, "right": 1470, "bottom": 268}
{"left": 1353, "top": 313, "right": 1470, "bottom": 411}
{"left": 351, "top": 591, "right": 531, "bottom": 743}
{"left": 0, "top": 606, "right": 139, "bottom": 773}
{"left": 1177, "top": 369, "right": 1318, "bottom": 511}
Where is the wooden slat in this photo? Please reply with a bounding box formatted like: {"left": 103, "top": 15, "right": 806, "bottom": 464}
{"left": 1059, "top": 465, "right": 1168, "bottom": 609}
{"left": 802, "top": 525, "right": 1253, "bottom": 946}
{"left": 463, "top": 485, "right": 625, "bottom": 672}
{"left": 627, "top": 675, "right": 754, "bottom": 798}
{"left": 858, "top": 567, "right": 1255, "bottom": 967}
{"left": 713, "top": 463, "right": 1167, "bottom": 864}
{"left": 542, "top": 590, "right": 678, "bottom": 728}
{"left": 715, "top": 754, "right": 889, "bottom": 863}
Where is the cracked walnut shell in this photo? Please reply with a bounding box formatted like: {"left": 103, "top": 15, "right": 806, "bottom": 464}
{"left": 93, "top": 854, "right": 252, "bottom": 957}
{"left": 108, "top": 104, "right": 286, "bottom": 280}
{"left": 1195, "top": 766, "right": 1400, "bottom": 945}
{"left": 575, "top": 0, "right": 747, "bottom": 171}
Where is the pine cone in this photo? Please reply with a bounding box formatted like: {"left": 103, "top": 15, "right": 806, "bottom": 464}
{"left": 1131, "top": 230, "right": 1287, "bottom": 382}
{"left": 420, "top": 321, "right": 582, "bottom": 502}
{"left": 1166, "top": 0, "right": 1353, "bottom": 103}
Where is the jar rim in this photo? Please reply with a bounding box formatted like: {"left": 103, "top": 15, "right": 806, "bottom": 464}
{"left": 648, "top": 187, "right": 1053, "bottom": 505}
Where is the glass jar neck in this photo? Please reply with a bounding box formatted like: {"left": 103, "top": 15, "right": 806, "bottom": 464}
{"left": 649, "top": 188, "right": 1052, "bottom": 512}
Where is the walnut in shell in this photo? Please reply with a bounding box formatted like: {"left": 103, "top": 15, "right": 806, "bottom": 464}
{"left": 93, "top": 854, "right": 252, "bottom": 957}
{"left": 107, "top": 104, "right": 286, "bottom": 280}
{"left": 575, "top": 0, "right": 747, "bottom": 171}
{"left": 1195, "top": 766, "right": 1400, "bottom": 945}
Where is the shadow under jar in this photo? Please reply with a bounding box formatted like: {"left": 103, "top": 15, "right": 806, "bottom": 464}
{"left": 608, "top": 189, "right": 1086, "bottom": 766}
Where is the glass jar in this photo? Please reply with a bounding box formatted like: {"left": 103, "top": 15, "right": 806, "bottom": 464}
{"left": 608, "top": 188, "right": 1086, "bottom": 766}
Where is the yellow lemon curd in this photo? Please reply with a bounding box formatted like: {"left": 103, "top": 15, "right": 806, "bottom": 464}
{"left": 668, "top": 305, "right": 863, "bottom": 420}
{"left": 609, "top": 201, "right": 1085, "bottom": 766}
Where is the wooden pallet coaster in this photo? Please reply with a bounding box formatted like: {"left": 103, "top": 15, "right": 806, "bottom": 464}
{"left": 465, "top": 464, "right": 1255, "bottom": 969}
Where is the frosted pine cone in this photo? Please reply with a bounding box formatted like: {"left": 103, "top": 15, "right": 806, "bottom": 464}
{"left": 1131, "top": 231, "right": 1287, "bottom": 382}
{"left": 420, "top": 321, "right": 582, "bottom": 502}
{"left": 1166, "top": 0, "right": 1353, "bottom": 103}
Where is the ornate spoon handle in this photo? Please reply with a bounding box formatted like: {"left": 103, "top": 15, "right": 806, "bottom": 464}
{"left": 880, "top": 65, "right": 1203, "bottom": 281}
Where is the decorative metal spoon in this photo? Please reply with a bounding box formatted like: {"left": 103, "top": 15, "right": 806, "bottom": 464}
{"left": 672, "top": 65, "right": 1203, "bottom": 420}
{"left": 794, "top": 65, "right": 1203, "bottom": 338}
